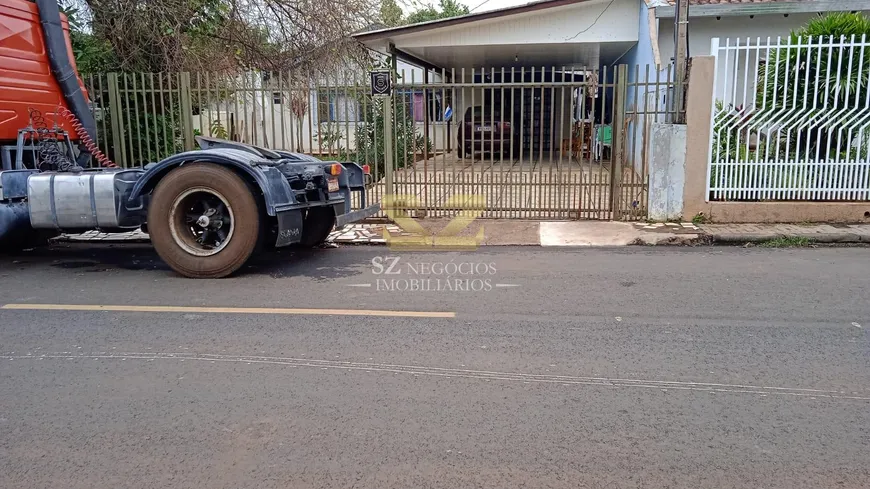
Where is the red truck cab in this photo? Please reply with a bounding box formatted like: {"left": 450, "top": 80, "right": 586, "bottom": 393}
{"left": 0, "top": 0, "right": 87, "bottom": 144}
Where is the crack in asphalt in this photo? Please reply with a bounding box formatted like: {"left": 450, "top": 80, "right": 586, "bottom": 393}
{"left": 6, "top": 351, "right": 869, "bottom": 402}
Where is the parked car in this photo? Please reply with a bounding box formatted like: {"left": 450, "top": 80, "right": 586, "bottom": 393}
{"left": 458, "top": 106, "right": 512, "bottom": 159}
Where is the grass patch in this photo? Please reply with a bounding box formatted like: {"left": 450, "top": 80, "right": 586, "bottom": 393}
{"left": 758, "top": 236, "right": 812, "bottom": 248}
{"left": 691, "top": 212, "right": 711, "bottom": 225}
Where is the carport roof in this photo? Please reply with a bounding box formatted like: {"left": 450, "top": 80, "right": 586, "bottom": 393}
{"left": 352, "top": 0, "right": 639, "bottom": 70}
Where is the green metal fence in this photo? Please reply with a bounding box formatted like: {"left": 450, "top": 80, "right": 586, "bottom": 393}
{"left": 83, "top": 64, "right": 678, "bottom": 220}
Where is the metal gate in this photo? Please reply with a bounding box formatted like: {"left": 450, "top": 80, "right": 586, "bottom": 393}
{"left": 80, "top": 64, "right": 675, "bottom": 220}
{"left": 372, "top": 64, "right": 674, "bottom": 220}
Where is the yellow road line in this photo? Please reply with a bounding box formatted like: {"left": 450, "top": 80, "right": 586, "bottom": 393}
{"left": 0, "top": 303, "right": 455, "bottom": 319}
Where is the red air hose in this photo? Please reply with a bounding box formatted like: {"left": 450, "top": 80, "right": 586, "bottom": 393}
{"left": 56, "top": 106, "right": 118, "bottom": 168}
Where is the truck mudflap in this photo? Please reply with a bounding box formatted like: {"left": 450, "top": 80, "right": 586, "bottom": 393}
{"left": 335, "top": 203, "right": 381, "bottom": 228}
{"left": 273, "top": 203, "right": 380, "bottom": 248}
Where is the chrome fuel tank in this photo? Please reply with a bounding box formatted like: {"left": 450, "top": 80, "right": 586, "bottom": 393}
{"left": 27, "top": 169, "right": 146, "bottom": 230}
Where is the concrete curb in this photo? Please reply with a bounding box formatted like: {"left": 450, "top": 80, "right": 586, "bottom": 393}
{"left": 705, "top": 232, "right": 869, "bottom": 244}
{"left": 50, "top": 224, "right": 870, "bottom": 247}
{"left": 632, "top": 234, "right": 710, "bottom": 246}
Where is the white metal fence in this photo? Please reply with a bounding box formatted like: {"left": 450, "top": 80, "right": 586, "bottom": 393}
{"left": 708, "top": 36, "right": 870, "bottom": 201}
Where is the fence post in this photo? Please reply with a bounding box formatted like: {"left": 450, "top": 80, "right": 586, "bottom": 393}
{"left": 384, "top": 58, "right": 397, "bottom": 198}
{"left": 706, "top": 38, "right": 719, "bottom": 202}
{"left": 106, "top": 72, "right": 127, "bottom": 167}
{"left": 384, "top": 94, "right": 395, "bottom": 197}
{"left": 178, "top": 72, "right": 195, "bottom": 151}
{"left": 610, "top": 64, "right": 628, "bottom": 217}
{"left": 683, "top": 56, "right": 716, "bottom": 219}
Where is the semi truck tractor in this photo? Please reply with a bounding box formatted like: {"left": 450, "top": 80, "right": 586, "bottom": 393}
{"left": 0, "top": 0, "right": 379, "bottom": 278}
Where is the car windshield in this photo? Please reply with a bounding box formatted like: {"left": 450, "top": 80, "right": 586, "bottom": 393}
{"left": 464, "top": 107, "right": 501, "bottom": 121}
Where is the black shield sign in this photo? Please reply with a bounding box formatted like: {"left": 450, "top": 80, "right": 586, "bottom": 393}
{"left": 370, "top": 71, "right": 392, "bottom": 96}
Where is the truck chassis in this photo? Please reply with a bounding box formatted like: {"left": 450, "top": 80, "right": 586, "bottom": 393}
{"left": 0, "top": 136, "right": 380, "bottom": 278}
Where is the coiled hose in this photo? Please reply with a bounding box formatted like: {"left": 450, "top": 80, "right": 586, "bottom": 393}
{"left": 27, "top": 108, "right": 80, "bottom": 172}
{"left": 56, "top": 106, "right": 118, "bottom": 168}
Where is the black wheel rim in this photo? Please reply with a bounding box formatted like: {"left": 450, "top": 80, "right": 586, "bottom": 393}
{"left": 168, "top": 188, "right": 235, "bottom": 257}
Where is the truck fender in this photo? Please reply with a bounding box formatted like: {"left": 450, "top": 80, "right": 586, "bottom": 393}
{"left": 128, "top": 150, "right": 295, "bottom": 216}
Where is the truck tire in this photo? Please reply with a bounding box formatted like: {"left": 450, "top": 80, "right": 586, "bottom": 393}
{"left": 147, "top": 163, "right": 261, "bottom": 278}
{"left": 297, "top": 206, "right": 335, "bottom": 247}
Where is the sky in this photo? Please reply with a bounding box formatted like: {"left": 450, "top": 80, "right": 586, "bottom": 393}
{"left": 396, "top": 0, "right": 534, "bottom": 15}
{"left": 464, "top": 0, "right": 535, "bottom": 12}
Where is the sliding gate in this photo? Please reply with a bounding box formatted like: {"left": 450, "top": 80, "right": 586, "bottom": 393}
{"left": 377, "top": 64, "right": 671, "bottom": 220}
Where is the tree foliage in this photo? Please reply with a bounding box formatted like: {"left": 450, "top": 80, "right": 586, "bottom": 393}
{"left": 405, "top": 0, "right": 469, "bottom": 24}
{"left": 65, "top": 0, "right": 377, "bottom": 73}
{"left": 63, "top": 0, "right": 471, "bottom": 73}
{"left": 755, "top": 12, "right": 870, "bottom": 160}
{"left": 59, "top": 2, "right": 120, "bottom": 72}
{"left": 710, "top": 13, "right": 870, "bottom": 197}
{"left": 349, "top": 95, "right": 428, "bottom": 177}
{"left": 341, "top": 57, "right": 428, "bottom": 176}
{"left": 379, "top": 0, "right": 404, "bottom": 27}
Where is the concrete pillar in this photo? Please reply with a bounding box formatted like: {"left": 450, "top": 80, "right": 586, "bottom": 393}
{"left": 648, "top": 123, "right": 687, "bottom": 221}
{"left": 682, "top": 56, "right": 715, "bottom": 220}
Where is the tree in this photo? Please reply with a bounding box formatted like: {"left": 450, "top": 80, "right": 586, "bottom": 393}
{"left": 74, "top": 0, "right": 378, "bottom": 72}
{"left": 755, "top": 12, "right": 870, "bottom": 161}
{"left": 289, "top": 91, "right": 310, "bottom": 153}
{"left": 53, "top": 0, "right": 387, "bottom": 167}
{"left": 349, "top": 95, "right": 428, "bottom": 177}
{"left": 405, "top": 0, "right": 469, "bottom": 25}
{"left": 380, "top": 0, "right": 404, "bottom": 27}
{"left": 58, "top": 1, "right": 120, "bottom": 72}
{"left": 343, "top": 57, "right": 428, "bottom": 177}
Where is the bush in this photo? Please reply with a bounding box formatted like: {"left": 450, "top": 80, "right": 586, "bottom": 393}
{"left": 345, "top": 95, "right": 429, "bottom": 178}
{"left": 711, "top": 100, "right": 753, "bottom": 162}
{"left": 755, "top": 12, "right": 870, "bottom": 160}
{"left": 709, "top": 99, "right": 757, "bottom": 192}
{"left": 85, "top": 73, "right": 185, "bottom": 167}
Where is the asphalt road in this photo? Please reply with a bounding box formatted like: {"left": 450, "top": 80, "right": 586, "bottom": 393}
{"left": 0, "top": 243, "right": 868, "bottom": 489}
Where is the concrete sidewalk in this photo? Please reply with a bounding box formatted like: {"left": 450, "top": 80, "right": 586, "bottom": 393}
{"left": 54, "top": 220, "right": 870, "bottom": 247}
{"left": 539, "top": 221, "right": 702, "bottom": 246}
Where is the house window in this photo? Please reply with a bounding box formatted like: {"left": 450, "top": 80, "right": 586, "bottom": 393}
{"left": 394, "top": 90, "right": 453, "bottom": 123}
{"left": 316, "top": 89, "right": 453, "bottom": 123}
{"left": 413, "top": 93, "right": 425, "bottom": 122}
{"left": 317, "top": 91, "right": 360, "bottom": 122}
{"left": 393, "top": 90, "right": 416, "bottom": 122}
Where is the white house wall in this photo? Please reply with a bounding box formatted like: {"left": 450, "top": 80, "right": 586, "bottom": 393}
{"left": 188, "top": 61, "right": 451, "bottom": 158}
{"left": 190, "top": 86, "right": 582, "bottom": 161}
{"left": 657, "top": 13, "right": 870, "bottom": 59}
{"left": 192, "top": 106, "right": 453, "bottom": 157}
{"left": 395, "top": 60, "right": 438, "bottom": 83}
{"left": 658, "top": 12, "right": 870, "bottom": 102}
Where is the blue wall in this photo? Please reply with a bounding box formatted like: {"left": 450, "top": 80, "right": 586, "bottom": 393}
{"left": 618, "top": 1, "right": 659, "bottom": 172}
{"left": 622, "top": 2, "right": 657, "bottom": 91}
